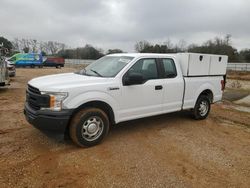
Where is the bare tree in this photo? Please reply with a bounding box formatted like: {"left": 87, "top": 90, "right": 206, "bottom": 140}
{"left": 177, "top": 39, "right": 187, "bottom": 52}
{"left": 46, "top": 41, "right": 66, "bottom": 55}
{"left": 225, "top": 34, "right": 232, "bottom": 46}
{"left": 12, "top": 38, "right": 20, "bottom": 51}
{"left": 39, "top": 41, "right": 48, "bottom": 54}
{"left": 135, "top": 40, "right": 151, "bottom": 52}
{"left": 21, "top": 38, "right": 30, "bottom": 52}
{"left": 164, "top": 38, "right": 174, "bottom": 50}
{"left": 30, "top": 39, "right": 38, "bottom": 53}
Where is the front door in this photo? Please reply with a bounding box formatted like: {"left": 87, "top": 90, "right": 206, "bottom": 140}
{"left": 119, "top": 58, "right": 164, "bottom": 122}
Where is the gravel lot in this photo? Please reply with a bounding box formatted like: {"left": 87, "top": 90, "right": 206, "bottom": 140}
{"left": 0, "top": 68, "right": 250, "bottom": 188}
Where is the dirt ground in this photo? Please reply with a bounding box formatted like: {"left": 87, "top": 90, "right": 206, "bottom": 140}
{"left": 227, "top": 70, "right": 250, "bottom": 81}
{"left": 0, "top": 68, "right": 250, "bottom": 188}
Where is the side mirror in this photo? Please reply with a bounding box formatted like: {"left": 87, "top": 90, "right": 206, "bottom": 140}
{"left": 124, "top": 72, "right": 144, "bottom": 85}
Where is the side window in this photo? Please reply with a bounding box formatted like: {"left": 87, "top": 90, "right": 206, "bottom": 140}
{"left": 162, "top": 59, "right": 177, "bottom": 78}
{"left": 127, "top": 58, "right": 158, "bottom": 80}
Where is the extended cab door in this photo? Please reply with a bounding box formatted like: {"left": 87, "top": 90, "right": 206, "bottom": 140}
{"left": 119, "top": 58, "right": 164, "bottom": 122}
{"left": 160, "top": 58, "right": 184, "bottom": 113}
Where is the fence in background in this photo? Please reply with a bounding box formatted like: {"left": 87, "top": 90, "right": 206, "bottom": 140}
{"left": 227, "top": 63, "right": 250, "bottom": 71}
{"left": 65, "top": 59, "right": 250, "bottom": 71}
{"left": 65, "top": 59, "right": 94, "bottom": 66}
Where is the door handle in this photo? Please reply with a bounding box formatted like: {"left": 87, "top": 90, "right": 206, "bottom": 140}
{"left": 155, "top": 85, "right": 163, "bottom": 90}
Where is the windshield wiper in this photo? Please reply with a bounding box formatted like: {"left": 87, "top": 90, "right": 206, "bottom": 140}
{"left": 90, "top": 69, "right": 103, "bottom": 77}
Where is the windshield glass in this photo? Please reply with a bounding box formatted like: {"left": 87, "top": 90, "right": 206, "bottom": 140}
{"left": 77, "top": 56, "right": 134, "bottom": 77}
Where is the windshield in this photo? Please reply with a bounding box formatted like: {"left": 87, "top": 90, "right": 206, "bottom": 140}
{"left": 77, "top": 56, "right": 134, "bottom": 77}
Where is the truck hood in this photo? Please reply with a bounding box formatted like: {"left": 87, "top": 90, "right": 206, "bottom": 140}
{"left": 28, "top": 73, "right": 111, "bottom": 92}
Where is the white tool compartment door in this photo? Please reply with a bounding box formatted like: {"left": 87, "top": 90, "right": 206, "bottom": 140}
{"left": 209, "top": 55, "right": 228, "bottom": 75}
{"left": 188, "top": 54, "right": 210, "bottom": 76}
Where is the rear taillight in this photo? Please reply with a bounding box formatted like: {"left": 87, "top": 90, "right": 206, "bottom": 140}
{"left": 221, "top": 80, "right": 225, "bottom": 91}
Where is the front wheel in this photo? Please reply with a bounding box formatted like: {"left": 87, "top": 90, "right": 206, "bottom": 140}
{"left": 193, "top": 95, "right": 211, "bottom": 120}
{"left": 69, "top": 108, "right": 110, "bottom": 147}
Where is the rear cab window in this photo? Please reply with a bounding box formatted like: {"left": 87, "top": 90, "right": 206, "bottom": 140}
{"left": 161, "top": 58, "right": 177, "bottom": 78}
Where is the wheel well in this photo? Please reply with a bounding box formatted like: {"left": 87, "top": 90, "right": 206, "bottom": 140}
{"left": 69, "top": 100, "right": 115, "bottom": 126}
{"left": 199, "top": 89, "right": 213, "bottom": 103}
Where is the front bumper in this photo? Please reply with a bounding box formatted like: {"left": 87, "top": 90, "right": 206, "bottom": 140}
{"left": 24, "top": 102, "right": 73, "bottom": 133}
{"left": 8, "top": 71, "right": 16, "bottom": 77}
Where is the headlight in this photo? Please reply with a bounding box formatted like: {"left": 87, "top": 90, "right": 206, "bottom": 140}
{"left": 41, "top": 92, "right": 68, "bottom": 111}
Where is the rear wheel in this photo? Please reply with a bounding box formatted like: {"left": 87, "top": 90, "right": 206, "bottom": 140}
{"left": 69, "top": 108, "right": 110, "bottom": 147}
{"left": 30, "top": 64, "right": 35, "bottom": 68}
{"left": 193, "top": 95, "right": 211, "bottom": 120}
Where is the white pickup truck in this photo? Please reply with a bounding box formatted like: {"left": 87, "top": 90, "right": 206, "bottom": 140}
{"left": 24, "top": 53, "right": 228, "bottom": 147}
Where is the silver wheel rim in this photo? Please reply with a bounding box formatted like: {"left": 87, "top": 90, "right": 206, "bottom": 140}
{"left": 199, "top": 100, "right": 208, "bottom": 116}
{"left": 81, "top": 116, "right": 104, "bottom": 141}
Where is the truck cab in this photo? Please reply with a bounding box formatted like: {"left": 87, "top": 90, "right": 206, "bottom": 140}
{"left": 24, "top": 53, "right": 227, "bottom": 147}
{"left": 43, "top": 57, "right": 65, "bottom": 68}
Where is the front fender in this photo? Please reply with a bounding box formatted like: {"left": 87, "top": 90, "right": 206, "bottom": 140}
{"left": 64, "top": 91, "right": 119, "bottom": 122}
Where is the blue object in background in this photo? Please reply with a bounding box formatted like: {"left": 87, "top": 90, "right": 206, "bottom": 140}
{"left": 9, "top": 53, "right": 43, "bottom": 67}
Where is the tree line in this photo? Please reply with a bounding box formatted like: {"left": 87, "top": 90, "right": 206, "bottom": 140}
{"left": 134, "top": 35, "right": 250, "bottom": 62}
{"left": 0, "top": 36, "right": 121, "bottom": 60}
{"left": 0, "top": 35, "right": 249, "bottom": 62}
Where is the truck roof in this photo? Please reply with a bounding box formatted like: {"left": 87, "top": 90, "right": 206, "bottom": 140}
{"left": 107, "top": 53, "right": 176, "bottom": 58}
{"left": 108, "top": 52, "right": 228, "bottom": 76}
{"left": 107, "top": 52, "right": 227, "bottom": 58}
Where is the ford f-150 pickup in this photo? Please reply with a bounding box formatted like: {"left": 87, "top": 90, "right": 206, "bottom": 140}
{"left": 24, "top": 53, "right": 228, "bottom": 147}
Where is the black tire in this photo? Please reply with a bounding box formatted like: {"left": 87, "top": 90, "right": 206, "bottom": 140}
{"left": 30, "top": 64, "right": 35, "bottom": 68}
{"left": 69, "top": 108, "right": 110, "bottom": 147}
{"left": 193, "top": 95, "right": 211, "bottom": 120}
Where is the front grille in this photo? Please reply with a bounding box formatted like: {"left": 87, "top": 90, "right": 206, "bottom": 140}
{"left": 28, "top": 84, "right": 40, "bottom": 94}
{"left": 28, "top": 99, "right": 41, "bottom": 110}
{"left": 26, "top": 85, "right": 50, "bottom": 110}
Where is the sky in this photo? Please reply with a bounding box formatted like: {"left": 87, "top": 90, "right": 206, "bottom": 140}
{"left": 0, "top": 0, "right": 249, "bottom": 52}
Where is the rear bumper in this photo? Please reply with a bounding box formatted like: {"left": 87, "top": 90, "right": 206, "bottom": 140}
{"left": 24, "top": 102, "right": 73, "bottom": 133}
